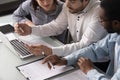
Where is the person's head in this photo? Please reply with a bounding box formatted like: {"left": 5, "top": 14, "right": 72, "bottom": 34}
{"left": 99, "top": 0, "right": 120, "bottom": 34}
{"left": 31, "top": 0, "right": 57, "bottom": 13}
{"left": 66, "top": 0, "right": 90, "bottom": 13}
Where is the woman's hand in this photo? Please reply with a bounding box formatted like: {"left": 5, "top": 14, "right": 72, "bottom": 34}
{"left": 14, "top": 23, "right": 32, "bottom": 36}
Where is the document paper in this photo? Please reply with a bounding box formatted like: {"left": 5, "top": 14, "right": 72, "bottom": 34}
{"left": 53, "top": 69, "right": 88, "bottom": 80}
{"left": 17, "top": 59, "right": 74, "bottom": 80}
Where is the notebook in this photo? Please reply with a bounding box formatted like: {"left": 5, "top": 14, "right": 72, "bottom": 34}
{"left": 0, "top": 32, "right": 33, "bottom": 59}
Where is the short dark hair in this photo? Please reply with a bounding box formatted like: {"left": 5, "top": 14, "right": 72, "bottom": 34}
{"left": 31, "top": 0, "right": 58, "bottom": 11}
{"left": 100, "top": 0, "right": 120, "bottom": 21}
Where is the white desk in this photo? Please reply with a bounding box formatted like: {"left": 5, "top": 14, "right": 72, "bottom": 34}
{"left": 0, "top": 35, "right": 64, "bottom": 80}
{"left": 0, "top": 14, "right": 88, "bottom": 80}
{"left": 0, "top": 14, "right": 63, "bottom": 80}
{"left": 0, "top": 14, "right": 13, "bottom": 25}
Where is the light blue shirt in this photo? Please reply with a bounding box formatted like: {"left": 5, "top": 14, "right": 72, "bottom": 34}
{"left": 12, "top": 0, "right": 63, "bottom": 25}
{"left": 65, "top": 33, "right": 120, "bottom": 80}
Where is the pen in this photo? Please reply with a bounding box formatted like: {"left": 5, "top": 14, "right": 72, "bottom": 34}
{"left": 19, "top": 27, "right": 24, "bottom": 33}
{"left": 42, "top": 52, "right": 55, "bottom": 69}
{"left": 48, "top": 61, "right": 55, "bottom": 69}
{"left": 17, "top": 22, "right": 24, "bottom": 33}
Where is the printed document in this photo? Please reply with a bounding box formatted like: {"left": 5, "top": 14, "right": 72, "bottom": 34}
{"left": 53, "top": 69, "right": 88, "bottom": 80}
{"left": 17, "top": 59, "right": 74, "bottom": 80}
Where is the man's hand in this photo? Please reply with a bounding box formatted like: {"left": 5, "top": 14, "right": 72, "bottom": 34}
{"left": 77, "top": 57, "right": 94, "bottom": 74}
{"left": 25, "top": 44, "right": 52, "bottom": 56}
{"left": 14, "top": 23, "right": 32, "bottom": 36}
{"left": 42, "top": 55, "right": 67, "bottom": 69}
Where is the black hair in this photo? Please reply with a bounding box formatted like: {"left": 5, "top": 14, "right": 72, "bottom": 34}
{"left": 100, "top": 0, "right": 120, "bottom": 21}
{"left": 31, "top": 0, "right": 58, "bottom": 11}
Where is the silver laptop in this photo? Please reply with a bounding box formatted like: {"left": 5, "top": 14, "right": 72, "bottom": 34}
{"left": 0, "top": 32, "right": 33, "bottom": 59}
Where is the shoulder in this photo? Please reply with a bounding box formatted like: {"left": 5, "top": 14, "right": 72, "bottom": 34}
{"left": 21, "top": 0, "right": 32, "bottom": 8}
{"left": 109, "top": 33, "right": 118, "bottom": 39}
{"left": 105, "top": 33, "right": 119, "bottom": 42}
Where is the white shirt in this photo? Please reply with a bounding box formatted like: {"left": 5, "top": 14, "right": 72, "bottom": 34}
{"left": 31, "top": 0, "right": 107, "bottom": 56}
{"left": 114, "top": 36, "right": 120, "bottom": 73}
{"left": 114, "top": 42, "right": 118, "bottom": 73}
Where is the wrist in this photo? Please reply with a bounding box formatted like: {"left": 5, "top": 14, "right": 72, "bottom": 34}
{"left": 84, "top": 67, "right": 94, "bottom": 74}
{"left": 60, "top": 57, "right": 67, "bottom": 65}
{"left": 42, "top": 45, "right": 52, "bottom": 56}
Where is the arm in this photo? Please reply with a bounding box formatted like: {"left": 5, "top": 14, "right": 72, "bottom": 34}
{"left": 86, "top": 67, "right": 120, "bottom": 80}
{"left": 31, "top": 4, "right": 68, "bottom": 37}
{"left": 52, "top": 21, "right": 107, "bottom": 57}
{"left": 78, "top": 57, "right": 111, "bottom": 80}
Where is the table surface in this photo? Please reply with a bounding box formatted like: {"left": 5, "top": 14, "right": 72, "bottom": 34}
{"left": 0, "top": 14, "right": 89, "bottom": 80}
{"left": 0, "top": 14, "right": 64, "bottom": 80}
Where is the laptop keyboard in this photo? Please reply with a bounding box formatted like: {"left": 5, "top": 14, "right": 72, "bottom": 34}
{"left": 10, "top": 39, "right": 32, "bottom": 57}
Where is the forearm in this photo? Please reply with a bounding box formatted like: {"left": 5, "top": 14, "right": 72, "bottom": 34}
{"left": 52, "top": 40, "right": 87, "bottom": 56}
{"left": 31, "top": 20, "right": 67, "bottom": 37}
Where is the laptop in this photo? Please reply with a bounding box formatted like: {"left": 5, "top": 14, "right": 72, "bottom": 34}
{"left": 0, "top": 24, "right": 33, "bottom": 59}
{"left": 0, "top": 24, "right": 55, "bottom": 59}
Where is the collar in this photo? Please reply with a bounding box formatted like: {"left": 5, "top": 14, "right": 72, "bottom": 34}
{"left": 81, "top": 0, "right": 100, "bottom": 13}
{"left": 109, "top": 33, "right": 119, "bottom": 42}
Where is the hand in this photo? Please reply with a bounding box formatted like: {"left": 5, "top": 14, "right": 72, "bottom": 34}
{"left": 25, "top": 44, "right": 52, "bottom": 56}
{"left": 14, "top": 23, "right": 32, "bottom": 36}
{"left": 77, "top": 57, "right": 94, "bottom": 74}
{"left": 42, "top": 55, "right": 67, "bottom": 69}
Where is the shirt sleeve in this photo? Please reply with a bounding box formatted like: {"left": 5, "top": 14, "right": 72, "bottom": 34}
{"left": 52, "top": 6, "right": 107, "bottom": 56}
{"left": 52, "top": 24, "right": 107, "bottom": 57}
{"left": 87, "top": 69, "right": 110, "bottom": 80}
{"left": 86, "top": 68, "right": 120, "bottom": 80}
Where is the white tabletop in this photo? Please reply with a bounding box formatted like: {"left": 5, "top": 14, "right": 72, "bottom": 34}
{"left": 0, "top": 14, "right": 13, "bottom": 25}
{"left": 0, "top": 14, "right": 88, "bottom": 80}
{"left": 0, "top": 35, "right": 64, "bottom": 80}
{"left": 0, "top": 14, "right": 63, "bottom": 80}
